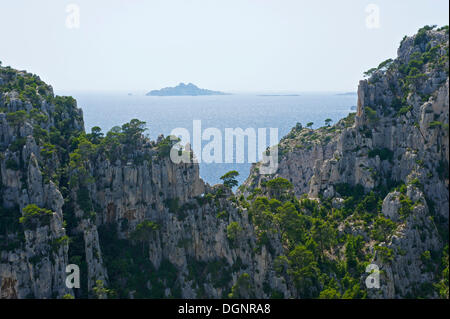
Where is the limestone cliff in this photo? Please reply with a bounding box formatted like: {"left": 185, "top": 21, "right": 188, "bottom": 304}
{"left": 242, "top": 26, "right": 449, "bottom": 298}
{"left": 0, "top": 67, "right": 288, "bottom": 299}
{"left": 0, "top": 25, "right": 448, "bottom": 299}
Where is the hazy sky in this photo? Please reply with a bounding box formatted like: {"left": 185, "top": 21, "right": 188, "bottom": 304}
{"left": 0, "top": 0, "right": 448, "bottom": 93}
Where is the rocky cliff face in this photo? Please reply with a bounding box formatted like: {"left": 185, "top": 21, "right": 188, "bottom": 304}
{"left": 0, "top": 66, "right": 289, "bottom": 299}
{"left": 243, "top": 26, "right": 449, "bottom": 298}
{"left": 0, "top": 70, "right": 81, "bottom": 298}
{"left": 0, "top": 26, "right": 448, "bottom": 299}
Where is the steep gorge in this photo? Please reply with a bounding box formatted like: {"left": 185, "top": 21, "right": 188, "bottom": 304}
{"left": 0, "top": 26, "right": 448, "bottom": 299}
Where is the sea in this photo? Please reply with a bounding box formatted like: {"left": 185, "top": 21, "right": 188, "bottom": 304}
{"left": 65, "top": 92, "right": 357, "bottom": 186}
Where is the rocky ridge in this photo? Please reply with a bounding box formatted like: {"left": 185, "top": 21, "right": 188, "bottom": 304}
{"left": 242, "top": 25, "right": 449, "bottom": 298}
{"left": 0, "top": 26, "right": 449, "bottom": 299}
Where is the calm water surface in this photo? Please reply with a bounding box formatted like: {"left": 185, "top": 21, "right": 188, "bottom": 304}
{"left": 68, "top": 93, "right": 356, "bottom": 186}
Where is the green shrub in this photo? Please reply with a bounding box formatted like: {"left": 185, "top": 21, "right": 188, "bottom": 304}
{"left": 6, "top": 110, "right": 27, "bottom": 126}
{"left": 9, "top": 137, "right": 26, "bottom": 152}
{"left": 398, "top": 196, "right": 413, "bottom": 218}
{"left": 374, "top": 246, "right": 394, "bottom": 263}
{"left": 157, "top": 136, "right": 179, "bottom": 158}
{"left": 164, "top": 198, "right": 180, "bottom": 213}
{"left": 429, "top": 121, "right": 443, "bottom": 129}
{"left": 364, "top": 106, "right": 378, "bottom": 124}
{"left": 228, "top": 273, "right": 252, "bottom": 298}
{"left": 5, "top": 158, "right": 19, "bottom": 170}
{"left": 368, "top": 148, "right": 394, "bottom": 162}
{"left": 371, "top": 216, "right": 397, "bottom": 242}
{"left": 19, "top": 204, "right": 53, "bottom": 228}
{"left": 226, "top": 221, "right": 243, "bottom": 243}
{"left": 414, "top": 25, "right": 436, "bottom": 46}
{"left": 216, "top": 210, "right": 228, "bottom": 219}
{"left": 220, "top": 170, "right": 239, "bottom": 188}
{"left": 398, "top": 105, "right": 412, "bottom": 115}
{"left": 52, "top": 235, "right": 70, "bottom": 252}
{"left": 265, "top": 177, "right": 293, "bottom": 198}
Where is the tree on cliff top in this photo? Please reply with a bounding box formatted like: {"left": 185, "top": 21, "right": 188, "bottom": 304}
{"left": 130, "top": 220, "right": 160, "bottom": 254}
{"left": 220, "top": 170, "right": 239, "bottom": 188}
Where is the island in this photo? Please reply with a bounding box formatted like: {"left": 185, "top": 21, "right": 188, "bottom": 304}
{"left": 146, "top": 82, "right": 229, "bottom": 96}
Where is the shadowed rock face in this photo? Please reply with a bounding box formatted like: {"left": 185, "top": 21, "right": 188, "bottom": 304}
{"left": 1, "top": 277, "right": 17, "bottom": 299}
{"left": 0, "top": 26, "right": 448, "bottom": 299}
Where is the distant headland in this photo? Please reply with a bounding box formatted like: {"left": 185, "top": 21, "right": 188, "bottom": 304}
{"left": 257, "top": 94, "right": 300, "bottom": 97}
{"left": 146, "top": 83, "right": 229, "bottom": 96}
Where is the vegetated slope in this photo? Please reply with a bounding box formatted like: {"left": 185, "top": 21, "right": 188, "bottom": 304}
{"left": 0, "top": 64, "right": 287, "bottom": 299}
{"left": 0, "top": 25, "right": 448, "bottom": 299}
{"left": 241, "top": 25, "right": 449, "bottom": 298}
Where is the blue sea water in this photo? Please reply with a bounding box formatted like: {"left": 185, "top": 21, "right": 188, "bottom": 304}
{"left": 69, "top": 92, "right": 356, "bottom": 186}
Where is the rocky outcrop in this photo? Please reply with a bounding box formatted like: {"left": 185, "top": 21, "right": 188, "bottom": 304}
{"left": 0, "top": 71, "right": 79, "bottom": 298}
{"left": 0, "top": 64, "right": 289, "bottom": 299}
{"left": 243, "top": 26, "right": 449, "bottom": 298}
{"left": 0, "top": 26, "right": 448, "bottom": 299}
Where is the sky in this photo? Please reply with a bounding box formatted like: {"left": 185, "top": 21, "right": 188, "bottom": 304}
{"left": 0, "top": 0, "right": 448, "bottom": 93}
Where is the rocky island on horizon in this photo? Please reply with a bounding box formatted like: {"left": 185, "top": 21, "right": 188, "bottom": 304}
{"left": 146, "top": 82, "right": 229, "bottom": 96}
